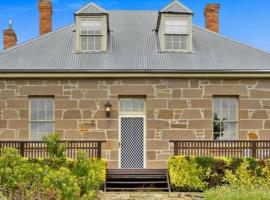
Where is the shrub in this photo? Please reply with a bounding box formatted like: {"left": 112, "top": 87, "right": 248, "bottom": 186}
{"left": 72, "top": 151, "right": 106, "bottom": 195}
{"left": 168, "top": 156, "right": 270, "bottom": 192}
{"left": 0, "top": 146, "right": 106, "bottom": 200}
{"left": 168, "top": 156, "right": 206, "bottom": 191}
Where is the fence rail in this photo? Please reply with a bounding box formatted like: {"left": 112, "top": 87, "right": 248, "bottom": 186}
{"left": 170, "top": 140, "right": 270, "bottom": 160}
{"left": 0, "top": 140, "right": 106, "bottom": 159}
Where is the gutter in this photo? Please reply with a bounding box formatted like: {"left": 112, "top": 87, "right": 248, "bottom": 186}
{"left": 1, "top": 71, "right": 270, "bottom": 78}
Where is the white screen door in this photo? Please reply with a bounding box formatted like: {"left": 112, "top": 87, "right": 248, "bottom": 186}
{"left": 119, "top": 98, "right": 146, "bottom": 169}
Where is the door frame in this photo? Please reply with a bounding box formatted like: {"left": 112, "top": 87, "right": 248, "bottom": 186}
{"left": 118, "top": 114, "right": 146, "bottom": 169}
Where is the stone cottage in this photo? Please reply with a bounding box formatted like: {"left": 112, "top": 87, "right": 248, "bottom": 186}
{"left": 1, "top": 0, "right": 270, "bottom": 169}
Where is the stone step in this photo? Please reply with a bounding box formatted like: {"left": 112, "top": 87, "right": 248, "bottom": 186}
{"left": 99, "top": 192, "right": 205, "bottom": 200}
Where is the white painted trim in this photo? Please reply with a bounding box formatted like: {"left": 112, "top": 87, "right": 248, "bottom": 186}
{"left": 118, "top": 114, "right": 146, "bottom": 169}
{"left": 2, "top": 72, "right": 270, "bottom": 78}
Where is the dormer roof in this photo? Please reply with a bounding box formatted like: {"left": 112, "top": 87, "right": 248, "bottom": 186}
{"left": 161, "top": 0, "right": 193, "bottom": 14}
{"left": 75, "top": 2, "right": 107, "bottom": 16}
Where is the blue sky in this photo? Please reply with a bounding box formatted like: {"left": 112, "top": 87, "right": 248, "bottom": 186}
{"left": 1, "top": 0, "right": 270, "bottom": 52}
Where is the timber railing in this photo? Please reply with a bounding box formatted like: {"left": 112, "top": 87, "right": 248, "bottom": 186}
{"left": 170, "top": 140, "right": 270, "bottom": 160}
{"left": 0, "top": 140, "right": 106, "bottom": 159}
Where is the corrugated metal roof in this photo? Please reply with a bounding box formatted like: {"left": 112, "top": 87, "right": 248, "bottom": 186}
{"left": 0, "top": 10, "right": 269, "bottom": 73}
{"left": 75, "top": 2, "right": 107, "bottom": 15}
{"left": 161, "top": 1, "right": 193, "bottom": 14}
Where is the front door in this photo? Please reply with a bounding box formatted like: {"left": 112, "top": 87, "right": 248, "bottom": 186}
{"left": 119, "top": 98, "right": 146, "bottom": 169}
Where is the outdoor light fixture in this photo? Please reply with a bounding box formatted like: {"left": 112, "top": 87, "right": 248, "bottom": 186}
{"left": 105, "top": 102, "right": 112, "bottom": 118}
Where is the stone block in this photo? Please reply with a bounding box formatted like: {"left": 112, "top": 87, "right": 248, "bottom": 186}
{"left": 55, "top": 100, "right": 77, "bottom": 109}
{"left": 0, "top": 90, "right": 15, "bottom": 99}
{"left": 79, "top": 100, "right": 97, "bottom": 109}
{"left": 147, "top": 140, "right": 169, "bottom": 150}
{"left": 55, "top": 120, "right": 77, "bottom": 129}
{"left": 181, "top": 109, "right": 202, "bottom": 119}
{"left": 147, "top": 120, "right": 169, "bottom": 129}
{"left": 63, "top": 110, "right": 82, "bottom": 119}
{"left": 157, "top": 109, "right": 174, "bottom": 119}
{"left": 8, "top": 120, "right": 27, "bottom": 129}
{"left": 161, "top": 130, "right": 196, "bottom": 140}
{"left": 19, "top": 86, "right": 63, "bottom": 95}
{"left": 97, "top": 120, "right": 118, "bottom": 130}
{"left": 3, "top": 110, "right": 19, "bottom": 119}
{"left": 239, "top": 100, "right": 262, "bottom": 109}
{"left": 191, "top": 99, "right": 212, "bottom": 108}
{"left": 167, "top": 79, "right": 189, "bottom": 88}
{"left": 188, "top": 120, "right": 212, "bottom": 129}
{"left": 107, "top": 130, "right": 118, "bottom": 139}
{"left": 72, "top": 90, "right": 84, "bottom": 99}
{"left": 0, "top": 130, "right": 16, "bottom": 140}
{"left": 172, "top": 89, "right": 182, "bottom": 98}
{"left": 183, "top": 89, "right": 203, "bottom": 98}
{"left": 64, "top": 130, "right": 82, "bottom": 140}
{"left": 78, "top": 80, "right": 98, "bottom": 89}
{"left": 147, "top": 99, "right": 167, "bottom": 109}
{"left": 7, "top": 99, "right": 28, "bottom": 108}
{"left": 168, "top": 99, "right": 187, "bottom": 109}
{"left": 85, "top": 90, "right": 108, "bottom": 99}
{"left": 240, "top": 120, "right": 263, "bottom": 129}
{"left": 110, "top": 85, "right": 154, "bottom": 96}
{"left": 251, "top": 110, "right": 268, "bottom": 119}
{"left": 204, "top": 85, "right": 248, "bottom": 96}
{"left": 250, "top": 90, "right": 270, "bottom": 99}
{"left": 83, "top": 131, "right": 106, "bottom": 140}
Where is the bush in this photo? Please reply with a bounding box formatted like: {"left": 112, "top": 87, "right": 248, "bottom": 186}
{"left": 0, "top": 146, "right": 106, "bottom": 199}
{"left": 168, "top": 156, "right": 270, "bottom": 192}
{"left": 168, "top": 156, "right": 206, "bottom": 191}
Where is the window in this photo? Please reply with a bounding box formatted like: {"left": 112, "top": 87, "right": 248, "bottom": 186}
{"left": 30, "top": 98, "right": 54, "bottom": 140}
{"left": 119, "top": 98, "right": 145, "bottom": 114}
{"left": 80, "top": 18, "right": 102, "bottom": 51}
{"left": 213, "top": 97, "right": 238, "bottom": 140}
{"left": 164, "top": 19, "right": 189, "bottom": 51}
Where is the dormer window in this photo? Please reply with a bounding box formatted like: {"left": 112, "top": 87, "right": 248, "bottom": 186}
{"left": 156, "top": 0, "right": 193, "bottom": 52}
{"left": 164, "top": 19, "right": 189, "bottom": 50}
{"left": 75, "top": 2, "right": 109, "bottom": 53}
{"left": 80, "top": 18, "right": 102, "bottom": 51}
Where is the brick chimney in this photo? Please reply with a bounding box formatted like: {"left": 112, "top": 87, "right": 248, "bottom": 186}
{"left": 204, "top": 4, "right": 220, "bottom": 33}
{"left": 38, "top": 0, "right": 52, "bottom": 36}
{"left": 3, "top": 20, "right": 17, "bottom": 49}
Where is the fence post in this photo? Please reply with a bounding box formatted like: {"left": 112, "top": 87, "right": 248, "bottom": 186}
{"left": 174, "top": 141, "right": 178, "bottom": 156}
{"left": 251, "top": 141, "right": 257, "bottom": 158}
{"left": 97, "top": 142, "right": 102, "bottom": 159}
{"left": 20, "top": 142, "right": 25, "bottom": 157}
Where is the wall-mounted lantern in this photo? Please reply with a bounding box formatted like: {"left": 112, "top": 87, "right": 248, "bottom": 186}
{"left": 105, "top": 102, "right": 112, "bottom": 118}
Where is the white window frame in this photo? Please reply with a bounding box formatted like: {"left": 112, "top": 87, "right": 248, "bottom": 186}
{"left": 213, "top": 97, "right": 239, "bottom": 140}
{"left": 29, "top": 97, "right": 55, "bottom": 141}
{"left": 79, "top": 18, "right": 103, "bottom": 52}
{"left": 164, "top": 18, "right": 189, "bottom": 51}
{"left": 118, "top": 98, "right": 146, "bottom": 169}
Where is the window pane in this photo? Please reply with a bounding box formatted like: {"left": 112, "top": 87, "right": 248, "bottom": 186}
{"left": 213, "top": 97, "right": 238, "bottom": 140}
{"left": 165, "top": 19, "right": 189, "bottom": 34}
{"left": 31, "top": 122, "right": 53, "bottom": 141}
{"left": 81, "top": 19, "right": 101, "bottom": 35}
{"left": 119, "top": 99, "right": 145, "bottom": 114}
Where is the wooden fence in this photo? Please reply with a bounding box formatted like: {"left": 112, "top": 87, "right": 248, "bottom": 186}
{"left": 0, "top": 140, "right": 106, "bottom": 159}
{"left": 170, "top": 140, "right": 270, "bottom": 160}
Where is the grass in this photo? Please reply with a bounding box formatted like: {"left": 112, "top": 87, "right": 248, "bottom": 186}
{"left": 204, "top": 185, "right": 270, "bottom": 200}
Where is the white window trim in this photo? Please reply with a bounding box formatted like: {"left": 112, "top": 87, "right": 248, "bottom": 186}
{"left": 158, "top": 14, "right": 193, "bottom": 53}
{"left": 212, "top": 96, "right": 239, "bottom": 141}
{"left": 29, "top": 97, "right": 55, "bottom": 141}
{"left": 76, "top": 15, "right": 107, "bottom": 53}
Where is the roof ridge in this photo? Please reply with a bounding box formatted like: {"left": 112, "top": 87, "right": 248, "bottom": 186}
{"left": 161, "top": 1, "right": 193, "bottom": 13}
{"left": 193, "top": 25, "right": 270, "bottom": 56}
{"left": 0, "top": 24, "right": 75, "bottom": 55}
{"left": 75, "top": 2, "right": 106, "bottom": 14}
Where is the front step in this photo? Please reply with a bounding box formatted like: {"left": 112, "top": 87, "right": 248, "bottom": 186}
{"left": 105, "top": 169, "right": 171, "bottom": 192}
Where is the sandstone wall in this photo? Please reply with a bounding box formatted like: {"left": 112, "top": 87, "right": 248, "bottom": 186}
{"left": 0, "top": 78, "right": 270, "bottom": 168}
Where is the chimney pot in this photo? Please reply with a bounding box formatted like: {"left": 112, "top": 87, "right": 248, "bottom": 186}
{"left": 204, "top": 4, "right": 220, "bottom": 33}
{"left": 38, "top": 0, "right": 52, "bottom": 36}
{"left": 3, "top": 20, "right": 17, "bottom": 49}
